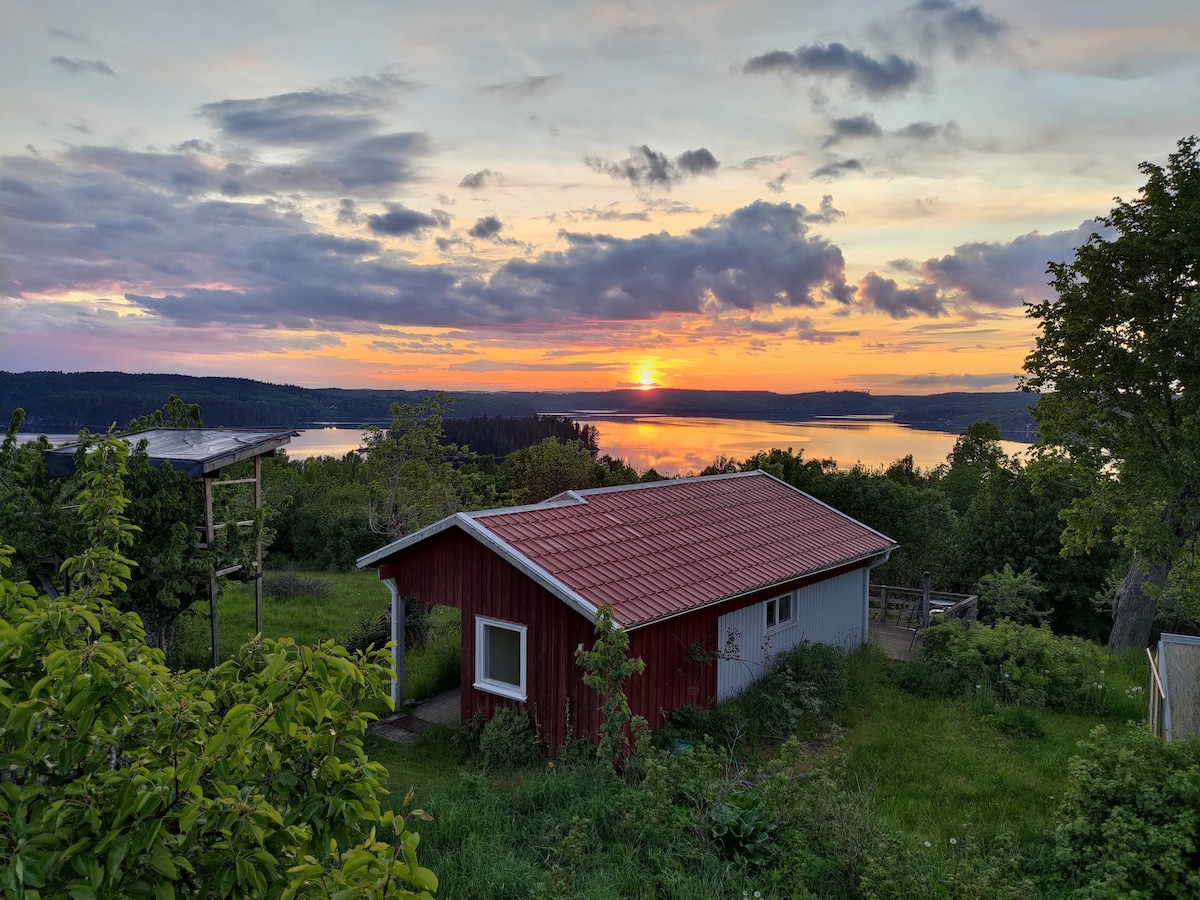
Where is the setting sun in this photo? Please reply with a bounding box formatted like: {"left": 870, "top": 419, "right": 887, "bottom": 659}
{"left": 633, "top": 360, "right": 660, "bottom": 390}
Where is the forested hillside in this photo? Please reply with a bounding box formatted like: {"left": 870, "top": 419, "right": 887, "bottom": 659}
{"left": 0, "top": 370, "right": 1037, "bottom": 437}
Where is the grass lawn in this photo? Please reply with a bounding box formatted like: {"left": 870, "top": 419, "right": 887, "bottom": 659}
{"left": 172, "top": 568, "right": 463, "bottom": 703}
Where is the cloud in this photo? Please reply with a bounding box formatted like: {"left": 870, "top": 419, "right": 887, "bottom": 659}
{"left": 564, "top": 205, "right": 651, "bottom": 222}
{"left": 855, "top": 220, "right": 1109, "bottom": 319}
{"left": 822, "top": 114, "right": 884, "bottom": 148}
{"left": 1, "top": 149, "right": 851, "bottom": 332}
{"left": 450, "top": 359, "right": 619, "bottom": 373}
{"left": 811, "top": 158, "right": 865, "bottom": 180}
{"left": 366, "top": 204, "right": 445, "bottom": 236}
{"left": 197, "top": 75, "right": 414, "bottom": 145}
{"left": 857, "top": 272, "right": 948, "bottom": 318}
{"left": 893, "top": 372, "right": 1018, "bottom": 389}
{"left": 722, "top": 315, "right": 859, "bottom": 343}
{"left": 50, "top": 57, "right": 115, "bottom": 77}
{"left": 459, "top": 168, "right": 501, "bottom": 190}
{"left": 48, "top": 28, "right": 82, "bottom": 41}
{"left": 887, "top": 0, "right": 1013, "bottom": 61}
{"left": 585, "top": 145, "right": 721, "bottom": 190}
{"left": 488, "top": 199, "right": 853, "bottom": 320}
{"left": 744, "top": 43, "right": 922, "bottom": 98}
{"left": 478, "top": 75, "right": 562, "bottom": 97}
{"left": 468, "top": 215, "right": 504, "bottom": 239}
{"left": 918, "top": 220, "right": 1105, "bottom": 307}
{"left": 766, "top": 172, "right": 789, "bottom": 193}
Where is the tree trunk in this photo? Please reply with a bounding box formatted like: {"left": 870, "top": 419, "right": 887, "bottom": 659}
{"left": 131, "top": 603, "right": 178, "bottom": 667}
{"left": 1107, "top": 555, "right": 1171, "bottom": 651}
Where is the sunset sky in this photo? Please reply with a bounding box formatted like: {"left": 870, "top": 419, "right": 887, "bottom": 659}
{"left": 1, "top": 1, "right": 1197, "bottom": 394}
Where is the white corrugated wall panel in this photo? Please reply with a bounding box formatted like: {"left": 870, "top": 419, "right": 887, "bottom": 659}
{"left": 716, "top": 568, "right": 866, "bottom": 701}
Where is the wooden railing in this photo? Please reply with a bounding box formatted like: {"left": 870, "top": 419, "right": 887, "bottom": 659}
{"left": 869, "top": 577, "right": 978, "bottom": 630}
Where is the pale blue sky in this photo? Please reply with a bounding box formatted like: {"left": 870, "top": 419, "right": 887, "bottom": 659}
{"left": 1, "top": 0, "right": 1196, "bottom": 393}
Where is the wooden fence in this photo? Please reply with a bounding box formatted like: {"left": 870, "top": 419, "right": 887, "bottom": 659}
{"left": 869, "top": 574, "right": 978, "bottom": 631}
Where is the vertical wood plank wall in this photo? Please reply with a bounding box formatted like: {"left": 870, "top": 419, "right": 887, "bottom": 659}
{"left": 381, "top": 528, "right": 599, "bottom": 750}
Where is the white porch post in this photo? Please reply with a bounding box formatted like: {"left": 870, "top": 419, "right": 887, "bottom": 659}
{"left": 387, "top": 579, "right": 406, "bottom": 709}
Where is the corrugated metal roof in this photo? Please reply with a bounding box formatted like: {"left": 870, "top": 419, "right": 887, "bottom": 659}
{"left": 462, "top": 471, "right": 896, "bottom": 628}
{"left": 45, "top": 428, "right": 296, "bottom": 478}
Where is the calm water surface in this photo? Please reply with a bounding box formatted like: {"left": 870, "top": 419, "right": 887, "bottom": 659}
{"left": 285, "top": 416, "right": 1030, "bottom": 475}
{"left": 28, "top": 417, "right": 1031, "bottom": 475}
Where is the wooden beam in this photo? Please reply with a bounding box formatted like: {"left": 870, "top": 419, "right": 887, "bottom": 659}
{"left": 254, "top": 453, "right": 263, "bottom": 635}
{"left": 211, "top": 477, "right": 258, "bottom": 487}
{"left": 205, "top": 475, "right": 219, "bottom": 668}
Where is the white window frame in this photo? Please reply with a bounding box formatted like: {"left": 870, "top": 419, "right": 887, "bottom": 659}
{"left": 474, "top": 616, "right": 528, "bottom": 701}
{"left": 765, "top": 593, "right": 795, "bottom": 634}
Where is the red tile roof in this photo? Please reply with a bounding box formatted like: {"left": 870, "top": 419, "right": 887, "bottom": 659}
{"left": 467, "top": 471, "right": 895, "bottom": 628}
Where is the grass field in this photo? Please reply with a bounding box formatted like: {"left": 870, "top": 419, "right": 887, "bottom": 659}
{"left": 172, "top": 579, "right": 1153, "bottom": 897}
{"left": 172, "top": 568, "right": 462, "bottom": 703}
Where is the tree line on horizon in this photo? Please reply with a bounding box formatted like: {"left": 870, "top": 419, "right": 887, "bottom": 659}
{"left": 0, "top": 370, "right": 1038, "bottom": 437}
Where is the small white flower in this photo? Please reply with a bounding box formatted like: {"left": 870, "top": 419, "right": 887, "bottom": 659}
{"left": 950, "top": 838, "right": 957, "bottom": 845}
{"left": 924, "top": 841, "right": 931, "bottom": 847}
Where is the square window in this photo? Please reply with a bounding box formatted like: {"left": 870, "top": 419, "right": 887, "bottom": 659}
{"left": 766, "top": 594, "right": 794, "bottom": 632}
{"left": 474, "top": 616, "right": 528, "bottom": 701}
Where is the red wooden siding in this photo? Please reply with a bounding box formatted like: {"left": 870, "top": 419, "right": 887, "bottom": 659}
{"left": 375, "top": 525, "right": 875, "bottom": 747}
{"left": 380, "top": 527, "right": 600, "bottom": 750}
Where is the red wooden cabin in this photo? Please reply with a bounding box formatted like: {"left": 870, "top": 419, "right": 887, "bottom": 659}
{"left": 358, "top": 470, "right": 896, "bottom": 750}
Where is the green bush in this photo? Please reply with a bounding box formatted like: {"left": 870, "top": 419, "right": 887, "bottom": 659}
{"left": 1055, "top": 725, "right": 1200, "bottom": 897}
{"left": 479, "top": 707, "right": 542, "bottom": 773}
{"left": 899, "top": 618, "right": 1110, "bottom": 710}
{"left": 738, "top": 642, "right": 850, "bottom": 742}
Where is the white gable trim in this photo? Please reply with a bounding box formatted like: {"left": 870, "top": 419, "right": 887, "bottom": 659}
{"left": 356, "top": 511, "right": 605, "bottom": 627}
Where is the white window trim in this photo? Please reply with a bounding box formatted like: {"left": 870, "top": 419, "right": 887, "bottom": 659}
{"left": 765, "top": 593, "right": 795, "bottom": 636}
{"left": 474, "top": 615, "right": 528, "bottom": 701}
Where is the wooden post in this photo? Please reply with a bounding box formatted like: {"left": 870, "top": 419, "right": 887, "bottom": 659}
{"left": 390, "top": 582, "right": 406, "bottom": 709}
{"left": 254, "top": 454, "right": 263, "bottom": 636}
{"left": 881, "top": 586, "right": 889, "bottom": 622}
{"left": 921, "top": 571, "right": 931, "bottom": 630}
{"left": 205, "top": 475, "right": 219, "bottom": 668}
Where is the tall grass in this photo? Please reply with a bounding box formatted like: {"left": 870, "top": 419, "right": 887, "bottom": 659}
{"left": 363, "top": 640, "right": 1153, "bottom": 898}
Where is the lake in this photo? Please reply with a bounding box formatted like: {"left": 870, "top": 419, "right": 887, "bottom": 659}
{"left": 284, "top": 415, "right": 1031, "bottom": 474}
{"left": 24, "top": 416, "right": 1031, "bottom": 475}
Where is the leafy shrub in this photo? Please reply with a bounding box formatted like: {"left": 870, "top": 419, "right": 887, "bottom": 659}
{"left": 1055, "top": 725, "right": 1200, "bottom": 897}
{"left": 262, "top": 570, "right": 332, "bottom": 600}
{"left": 479, "top": 708, "right": 542, "bottom": 773}
{"left": 738, "top": 642, "right": 850, "bottom": 741}
{"left": 899, "top": 618, "right": 1110, "bottom": 710}
{"left": 975, "top": 564, "right": 1050, "bottom": 625}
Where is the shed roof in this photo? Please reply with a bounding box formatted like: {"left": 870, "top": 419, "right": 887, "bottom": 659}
{"left": 45, "top": 428, "right": 297, "bottom": 478}
{"left": 360, "top": 470, "right": 897, "bottom": 629}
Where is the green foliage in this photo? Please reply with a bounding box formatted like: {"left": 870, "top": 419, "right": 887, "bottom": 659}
{"left": 736, "top": 643, "right": 850, "bottom": 744}
{"left": 1022, "top": 137, "right": 1200, "bottom": 642}
{"left": 575, "top": 605, "right": 649, "bottom": 765}
{"left": 900, "top": 618, "right": 1130, "bottom": 712}
{"left": 1, "top": 397, "right": 272, "bottom": 661}
{"left": 264, "top": 452, "right": 378, "bottom": 571}
{"left": 952, "top": 455, "right": 1118, "bottom": 639}
{"left": 975, "top": 564, "right": 1050, "bottom": 626}
{"left": 1055, "top": 725, "right": 1200, "bottom": 898}
{"left": 479, "top": 708, "right": 542, "bottom": 773}
{"left": 501, "top": 436, "right": 599, "bottom": 505}
{"left": 0, "top": 438, "right": 437, "bottom": 898}
{"left": 936, "top": 420, "right": 1007, "bottom": 516}
{"left": 362, "top": 394, "right": 498, "bottom": 542}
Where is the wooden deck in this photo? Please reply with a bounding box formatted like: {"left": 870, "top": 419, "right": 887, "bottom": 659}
{"left": 869, "top": 620, "right": 922, "bottom": 661}
{"left": 369, "top": 688, "right": 461, "bottom": 744}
